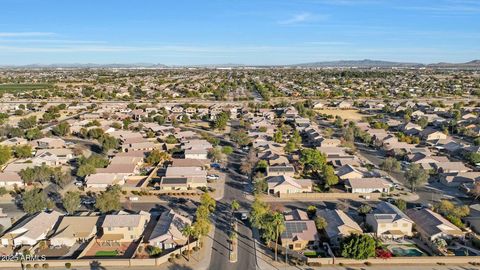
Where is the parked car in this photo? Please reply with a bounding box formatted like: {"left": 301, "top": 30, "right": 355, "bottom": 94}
{"left": 211, "top": 163, "right": 222, "bottom": 169}
{"left": 207, "top": 174, "right": 220, "bottom": 180}
{"left": 241, "top": 212, "right": 248, "bottom": 220}
{"left": 74, "top": 181, "right": 84, "bottom": 187}
{"left": 129, "top": 196, "right": 139, "bottom": 201}
{"left": 81, "top": 197, "right": 96, "bottom": 205}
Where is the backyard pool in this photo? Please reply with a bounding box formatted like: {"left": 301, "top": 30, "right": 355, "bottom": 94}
{"left": 448, "top": 247, "right": 478, "bottom": 256}
{"left": 389, "top": 246, "right": 424, "bottom": 257}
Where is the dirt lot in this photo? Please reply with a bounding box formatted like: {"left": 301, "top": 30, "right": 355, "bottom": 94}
{"left": 316, "top": 109, "right": 364, "bottom": 120}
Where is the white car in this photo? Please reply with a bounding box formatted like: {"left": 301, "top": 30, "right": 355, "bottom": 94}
{"left": 241, "top": 213, "right": 248, "bottom": 220}
{"left": 129, "top": 196, "right": 139, "bottom": 201}
{"left": 207, "top": 174, "right": 220, "bottom": 180}
{"left": 74, "top": 181, "right": 84, "bottom": 187}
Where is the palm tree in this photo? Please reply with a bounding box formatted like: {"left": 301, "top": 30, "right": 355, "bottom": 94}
{"left": 182, "top": 224, "right": 194, "bottom": 261}
{"left": 271, "top": 212, "right": 285, "bottom": 262}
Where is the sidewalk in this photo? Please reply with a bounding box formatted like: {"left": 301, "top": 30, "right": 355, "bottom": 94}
{"left": 157, "top": 227, "right": 215, "bottom": 270}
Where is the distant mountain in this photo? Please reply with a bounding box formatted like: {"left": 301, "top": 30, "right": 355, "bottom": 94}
{"left": 292, "top": 59, "right": 480, "bottom": 69}
{"left": 292, "top": 59, "right": 423, "bottom": 68}
{"left": 427, "top": 60, "right": 480, "bottom": 69}
{"left": 1, "top": 59, "right": 480, "bottom": 69}
{"left": 0, "top": 63, "right": 168, "bottom": 68}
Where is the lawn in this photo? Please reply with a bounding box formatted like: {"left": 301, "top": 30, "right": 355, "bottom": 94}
{"left": 95, "top": 250, "right": 119, "bottom": 257}
{"left": 0, "top": 83, "right": 54, "bottom": 93}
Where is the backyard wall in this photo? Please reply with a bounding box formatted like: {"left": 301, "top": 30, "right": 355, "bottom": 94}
{"left": 274, "top": 192, "right": 382, "bottom": 200}
{"left": 307, "top": 256, "right": 480, "bottom": 266}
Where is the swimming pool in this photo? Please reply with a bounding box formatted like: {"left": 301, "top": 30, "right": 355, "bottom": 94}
{"left": 389, "top": 246, "right": 424, "bottom": 257}
{"left": 448, "top": 247, "right": 477, "bottom": 256}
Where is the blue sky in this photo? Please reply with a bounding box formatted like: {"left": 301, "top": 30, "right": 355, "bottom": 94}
{"left": 0, "top": 0, "right": 479, "bottom": 65}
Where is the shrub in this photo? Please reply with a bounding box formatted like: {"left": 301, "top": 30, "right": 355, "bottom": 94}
{"left": 365, "top": 261, "right": 372, "bottom": 266}
{"left": 65, "top": 263, "right": 71, "bottom": 269}
{"left": 34, "top": 264, "right": 40, "bottom": 269}
{"left": 42, "top": 263, "right": 49, "bottom": 269}
{"left": 26, "top": 265, "right": 31, "bottom": 269}
{"left": 168, "top": 258, "right": 174, "bottom": 263}
{"left": 193, "top": 246, "right": 199, "bottom": 252}
{"left": 175, "top": 253, "right": 180, "bottom": 259}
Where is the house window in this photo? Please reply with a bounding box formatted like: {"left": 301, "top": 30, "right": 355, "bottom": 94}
{"left": 380, "top": 224, "right": 386, "bottom": 228}
{"left": 128, "top": 227, "right": 133, "bottom": 231}
{"left": 130, "top": 235, "right": 134, "bottom": 240}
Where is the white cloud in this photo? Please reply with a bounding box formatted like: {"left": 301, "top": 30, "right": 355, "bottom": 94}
{"left": 277, "top": 12, "right": 327, "bottom": 25}
{"left": 0, "top": 32, "right": 55, "bottom": 37}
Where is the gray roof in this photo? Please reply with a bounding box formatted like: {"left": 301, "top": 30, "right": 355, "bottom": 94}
{"left": 370, "top": 202, "right": 413, "bottom": 223}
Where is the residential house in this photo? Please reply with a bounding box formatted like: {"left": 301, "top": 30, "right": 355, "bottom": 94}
{"left": 1, "top": 211, "right": 62, "bottom": 247}
{"left": 317, "top": 209, "right": 362, "bottom": 248}
{"left": 267, "top": 175, "right": 312, "bottom": 196}
{"left": 440, "top": 172, "right": 480, "bottom": 187}
{"left": 35, "top": 137, "right": 66, "bottom": 149}
{"left": 0, "top": 172, "right": 24, "bottom": 189}
{"left": 148, "top": 209, "right": 192, "bottom": 250}
{"left": 406, "top": 208, "right": 465, "bottom": 244}
{"left": 280, "top": 210, "right": 319, "bottom": 251}
{"left": 85, "top": 173, "right": 126, "bottom": 188}
{"left": 432, "top": 162, "right": 470, "bottom": 174}
{"left": 160, "top": 166, "right": 207, "bottom": 190}
{"left": 366, "top": 202, "right": 413, "bottom": 239}
{"left": 345, "top": 178, "right": 392, "bottom": 194}
{"left": 49, "top": 216, "right": 99, "bottom": 247}
{"left": 421, "top": 128, "right": 448, "bottom": 141}
{"left": 266, "top": 165, "right": 295, "bottom": 177}
{"left": 0, "top": 137, "right": 28, "bottom": 147}
{"left": 99, "top": 211, "right": 151, "bottom": 243}
{"left": 335, "top": 165, "right": 365, "bottom": 180}
{"left": 465, "top": 204, "right": 480, "bottom": 234}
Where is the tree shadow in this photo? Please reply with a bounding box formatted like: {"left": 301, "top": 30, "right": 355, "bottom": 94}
{"left": 167, "top": 264, "right": 194, "bottom": 270}
{"left": 89, "top": 260, "right": 106, "bottom": 270}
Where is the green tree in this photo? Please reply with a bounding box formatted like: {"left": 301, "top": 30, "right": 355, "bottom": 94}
{"left": 98, "top": 134, "right": 118, "bottom": 152}
{"left": 25, "top": 128, "right": 43, "bottom": 140}
{"left": 381, "top": 157, "right": 401, "bottom": 173}
{"left": 314, "top": 216, "right": 328, "bottom": 230}
{"left": 358, "top": 204, "right": 372, "bottom": 215}
{"left": 405, "top": 163, "right": 429, "bottom": 191}
{"left": 273, "top": 130, "right": 283, "bottom": 143}
{"left": 231, "top": 200, "right": 240, "bottom": 213}
{"left": 200, "top": 193, "right": 216, "bottom": 213}
{"left": 51, "top": 122, "right": 71, "bottom": 136}
{"left": 208, "top": 146, "right": 226, "bottom": 163}
{"left": 270, "top": 212, "right": 285, "bottom": 261}
{"left": 23, "top": 188, "right": 50, "bottom": 214}
{"left": 181, "top": 114, "right": 190, "bottom": 124}
{"left": 465, "top": 152, "right": 480, "bottom": 165}
{"left": 300, "top": 148, "right": 327, "bottom": 175}
{"left": 221, "top": 146, "right": 233, "bottom": 155}
{"left": 322, "top": 165, "right": 339, "bottom": 187}
{"left": 0, "top": 146, "right": 12, "bottom": 166}
{"left": 341, "top": 234, "right": 376, "bottom": 259}
{"left": 63, "top": 191, "right": 81, "bottom": 214}
{"left": 95, "top": 185, "right": 122, "bottom": 213}
{"left": 13, "top": 144, "right": 33, "bottom": 158}
{"left": 213, "top": 112, "right": 229, "bottom": 130}
{"left": 146, "top": 149, "right": 169, "bottom": 165}
{"left": 181, "top": 225, "right": 194, "bottom": 261}
{"left": 284, "top": 140, "right": 296, "bottom": 153}
{"left": 18, "top": 116, "right": 37, "bottom": 129}
{"left": 249, "top": 197, "right": 270, "bottom": 229}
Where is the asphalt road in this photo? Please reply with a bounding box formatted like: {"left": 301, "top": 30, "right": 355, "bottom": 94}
{"left": 208, "top": 150, "right": 256, "bottom": 270}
